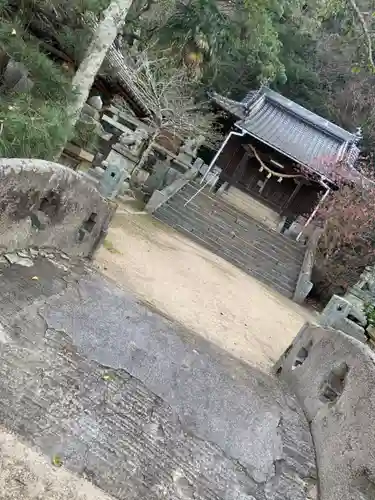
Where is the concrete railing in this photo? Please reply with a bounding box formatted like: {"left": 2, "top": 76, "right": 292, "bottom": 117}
{"left": 0, "top": 159, "right": 116, "bottom": 258}
{"left": 274, "top": 322, "right": 375, "bottom": 500}
{"left": 293, "top": 227, "right": 322, "bottom": 304}
{"left": 145, "top": 168, "right": 198, "bottom": 213}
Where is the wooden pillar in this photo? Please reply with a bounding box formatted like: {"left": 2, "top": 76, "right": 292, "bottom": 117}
{"left": 230, "top": 150, "right": 248, "bottom": 186}
{"left": 281, "top": 179, "right": 304, "bottom": 216}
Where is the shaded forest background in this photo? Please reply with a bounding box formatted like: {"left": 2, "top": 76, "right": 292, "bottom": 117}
{"left": 0, "top": 0, "right": 374, "bottom": 156}
{"left": 127, "top": 0, "right": 375, "bottom": 149}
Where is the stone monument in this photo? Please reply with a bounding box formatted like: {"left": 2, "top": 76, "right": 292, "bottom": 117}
{"left": 142, "top": 156, "right": 173, "bottom": 198}
{"left": 98, "top": 160, "right": 129, "bottom": 200}
{"left": 117, "top": 127, "right": 148, "bottom": 158}
{"left": 176, "top": 135, "right": 205, "bottom": 166}
{"left": 319, "top": 265, "right": 375, "bottom": 345}
{"left": 96, "top": 125, "right": 149, "bottom": 198}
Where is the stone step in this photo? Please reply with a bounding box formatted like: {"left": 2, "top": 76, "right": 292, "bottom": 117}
{"left": 157, "top": 203, "right": 302, "bottom": 277}
{"left": 187, "top": 185, "right": 304, "bottom": 250}
{"left": 155, "top": 213, "right": 296, "bottom": 297}
{"left": 155, "top": 209, "right": 299, "bottom": 291}
{"left": 168, "top": 192, "right": 304, "bottom": 263}
{"left": 154, "top": 181, "right": 306, "bottom": 297}
{"left": 181, "top": 184, "right": 304, "bottom": 253}
{"left": 164, "top": 193, "right": 304, "bottom": 266}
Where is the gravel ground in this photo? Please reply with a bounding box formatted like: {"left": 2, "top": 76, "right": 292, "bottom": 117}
{"left": 97, "top": 207, "right": 315, "bottom": 370}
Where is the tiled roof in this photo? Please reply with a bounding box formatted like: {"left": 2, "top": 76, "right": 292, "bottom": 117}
{"left": 212, "top": 87, "right": 360, "bottom": 181}
{"left": 210, "top": 92, "right": 247, "bottom": 119}
{"left": 100, "top": 48, "right": 152, "bottom": 116}
{"left": 236, "top": 88, "right": 359, "bottom": 173}
{"left": 210, "top": 90, "right": 261, "bottom": 119}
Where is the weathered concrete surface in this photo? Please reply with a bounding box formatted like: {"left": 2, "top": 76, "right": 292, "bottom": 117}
{"left": 0, "top": 159, "right": 116, "bottom": 257}
{"left": 0, "top": 427, "right": 115, "bottom": 499}
{"left": 275, "top": 323, "right": 375, "bottom": 500}
{"left": 0, "top": 252, "right": 316, "bottom": 499}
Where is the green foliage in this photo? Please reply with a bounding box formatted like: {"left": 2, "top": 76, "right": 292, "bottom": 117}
{"left": 364, "top": 303, "right": 375, "bottom": 328}
{"left": 0, "top": 95, "right": 71, "bottom": 159}
{"left": 78, "top": 0, "right": 110, "bottom": 13}
{"left": 149, "top": 0, "right": 288, "bottom": 93}
{"left": 0, "top": 15, "right": 74, "bottom": 158}
{"left": 0, "top": 0, "right": 110, "bottom": 159}
{"left": 128, "top": 0, "right": 375, "bottom": 155}
{"left": 74, "top": 117, "right": 99, "bottom": 152}
{"left": 1, "top": 0, "right": 374, "bottom": 161}
{"left": 273, "top": 17, "right": 330, "bottom": 116}
{"left": 156, "top": 0, "right": 230, "bottom": 59}
{"left": 56, "top": 25, "right": 92, "bottom": 63}
{"left": 0, "top": 20, "right": 73, "bottom": 102}
{"left": 15, "top": 0, "right": 110, "bottom": 17}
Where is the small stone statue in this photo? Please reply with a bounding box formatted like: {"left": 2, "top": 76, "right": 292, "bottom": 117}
{"left": 181, "top": 135, "right": 205, "bottom": 157}
{"left": 118, "top": 127, "right": 148, "bottom": 157}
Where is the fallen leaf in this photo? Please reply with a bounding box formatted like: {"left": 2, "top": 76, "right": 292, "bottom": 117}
{"left": 52, "top": 455, "right": 63, "bottom": 467}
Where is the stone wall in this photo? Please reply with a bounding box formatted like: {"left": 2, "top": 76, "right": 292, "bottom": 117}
{"left": 145, "top": 167, "right": 198, "bottom": 213}
{"left": 293, "top": 228, "right": 322, "bottom": 304}
{"left": 274, "top": 322, "right": 375, "bottom": 500}
{"left": 0, "top": 159, "right": 116, "bottom": 257}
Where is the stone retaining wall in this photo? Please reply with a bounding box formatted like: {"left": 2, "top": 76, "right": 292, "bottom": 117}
{"left": 0, "top": 159, "right": 116, "bottom": 257}
{"left": 275, "top": 322, "right": 375, "bottom": 500}
{"left": 145, "top": 167, "right": 198, "bottom": 213}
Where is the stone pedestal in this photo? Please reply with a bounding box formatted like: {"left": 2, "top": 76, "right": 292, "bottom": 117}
{"left": 88, "top": 95, "right": 103, "bottom": 111}
{"left": 105, "top": 149, "right": 138, "bottom": 175}
{"left": 82, "top": 103, "right": 100, "bottom": 121}
{"left": 98, "top": 145, "right": 140, "bottom": 199}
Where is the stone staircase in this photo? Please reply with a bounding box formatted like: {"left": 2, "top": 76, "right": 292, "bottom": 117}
{"left": 154, "top": 181, "right": 306, "bottom": 298}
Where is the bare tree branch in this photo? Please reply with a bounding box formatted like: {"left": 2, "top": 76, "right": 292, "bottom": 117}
{"left": 346, "top": 0, "right": 375, "bottom": 70}
{"left": 124, "top": 51, "right": 222, "bottom": 183}
{"left": 128, "top": 51, "right": 220, "bottom": 141}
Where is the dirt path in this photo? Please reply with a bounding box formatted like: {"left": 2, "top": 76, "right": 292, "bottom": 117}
{"left": 97, "top": 206, "right": 315, "bottom": 369}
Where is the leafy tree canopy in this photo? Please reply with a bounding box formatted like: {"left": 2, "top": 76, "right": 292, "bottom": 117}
{"left": 130, "top": 0, "right": 375, "bottom": 152}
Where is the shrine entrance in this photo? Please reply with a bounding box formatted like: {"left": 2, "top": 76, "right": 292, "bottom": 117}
{"left": 218, "top": 138, "right": 322, "bottom": 221}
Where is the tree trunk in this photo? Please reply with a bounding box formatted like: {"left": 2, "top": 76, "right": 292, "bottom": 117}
{"left": 67, "top": 0, "right": 133, "bottom": 130}
{"left": 346, "top": 0, "right": 375, "bottom": 71}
